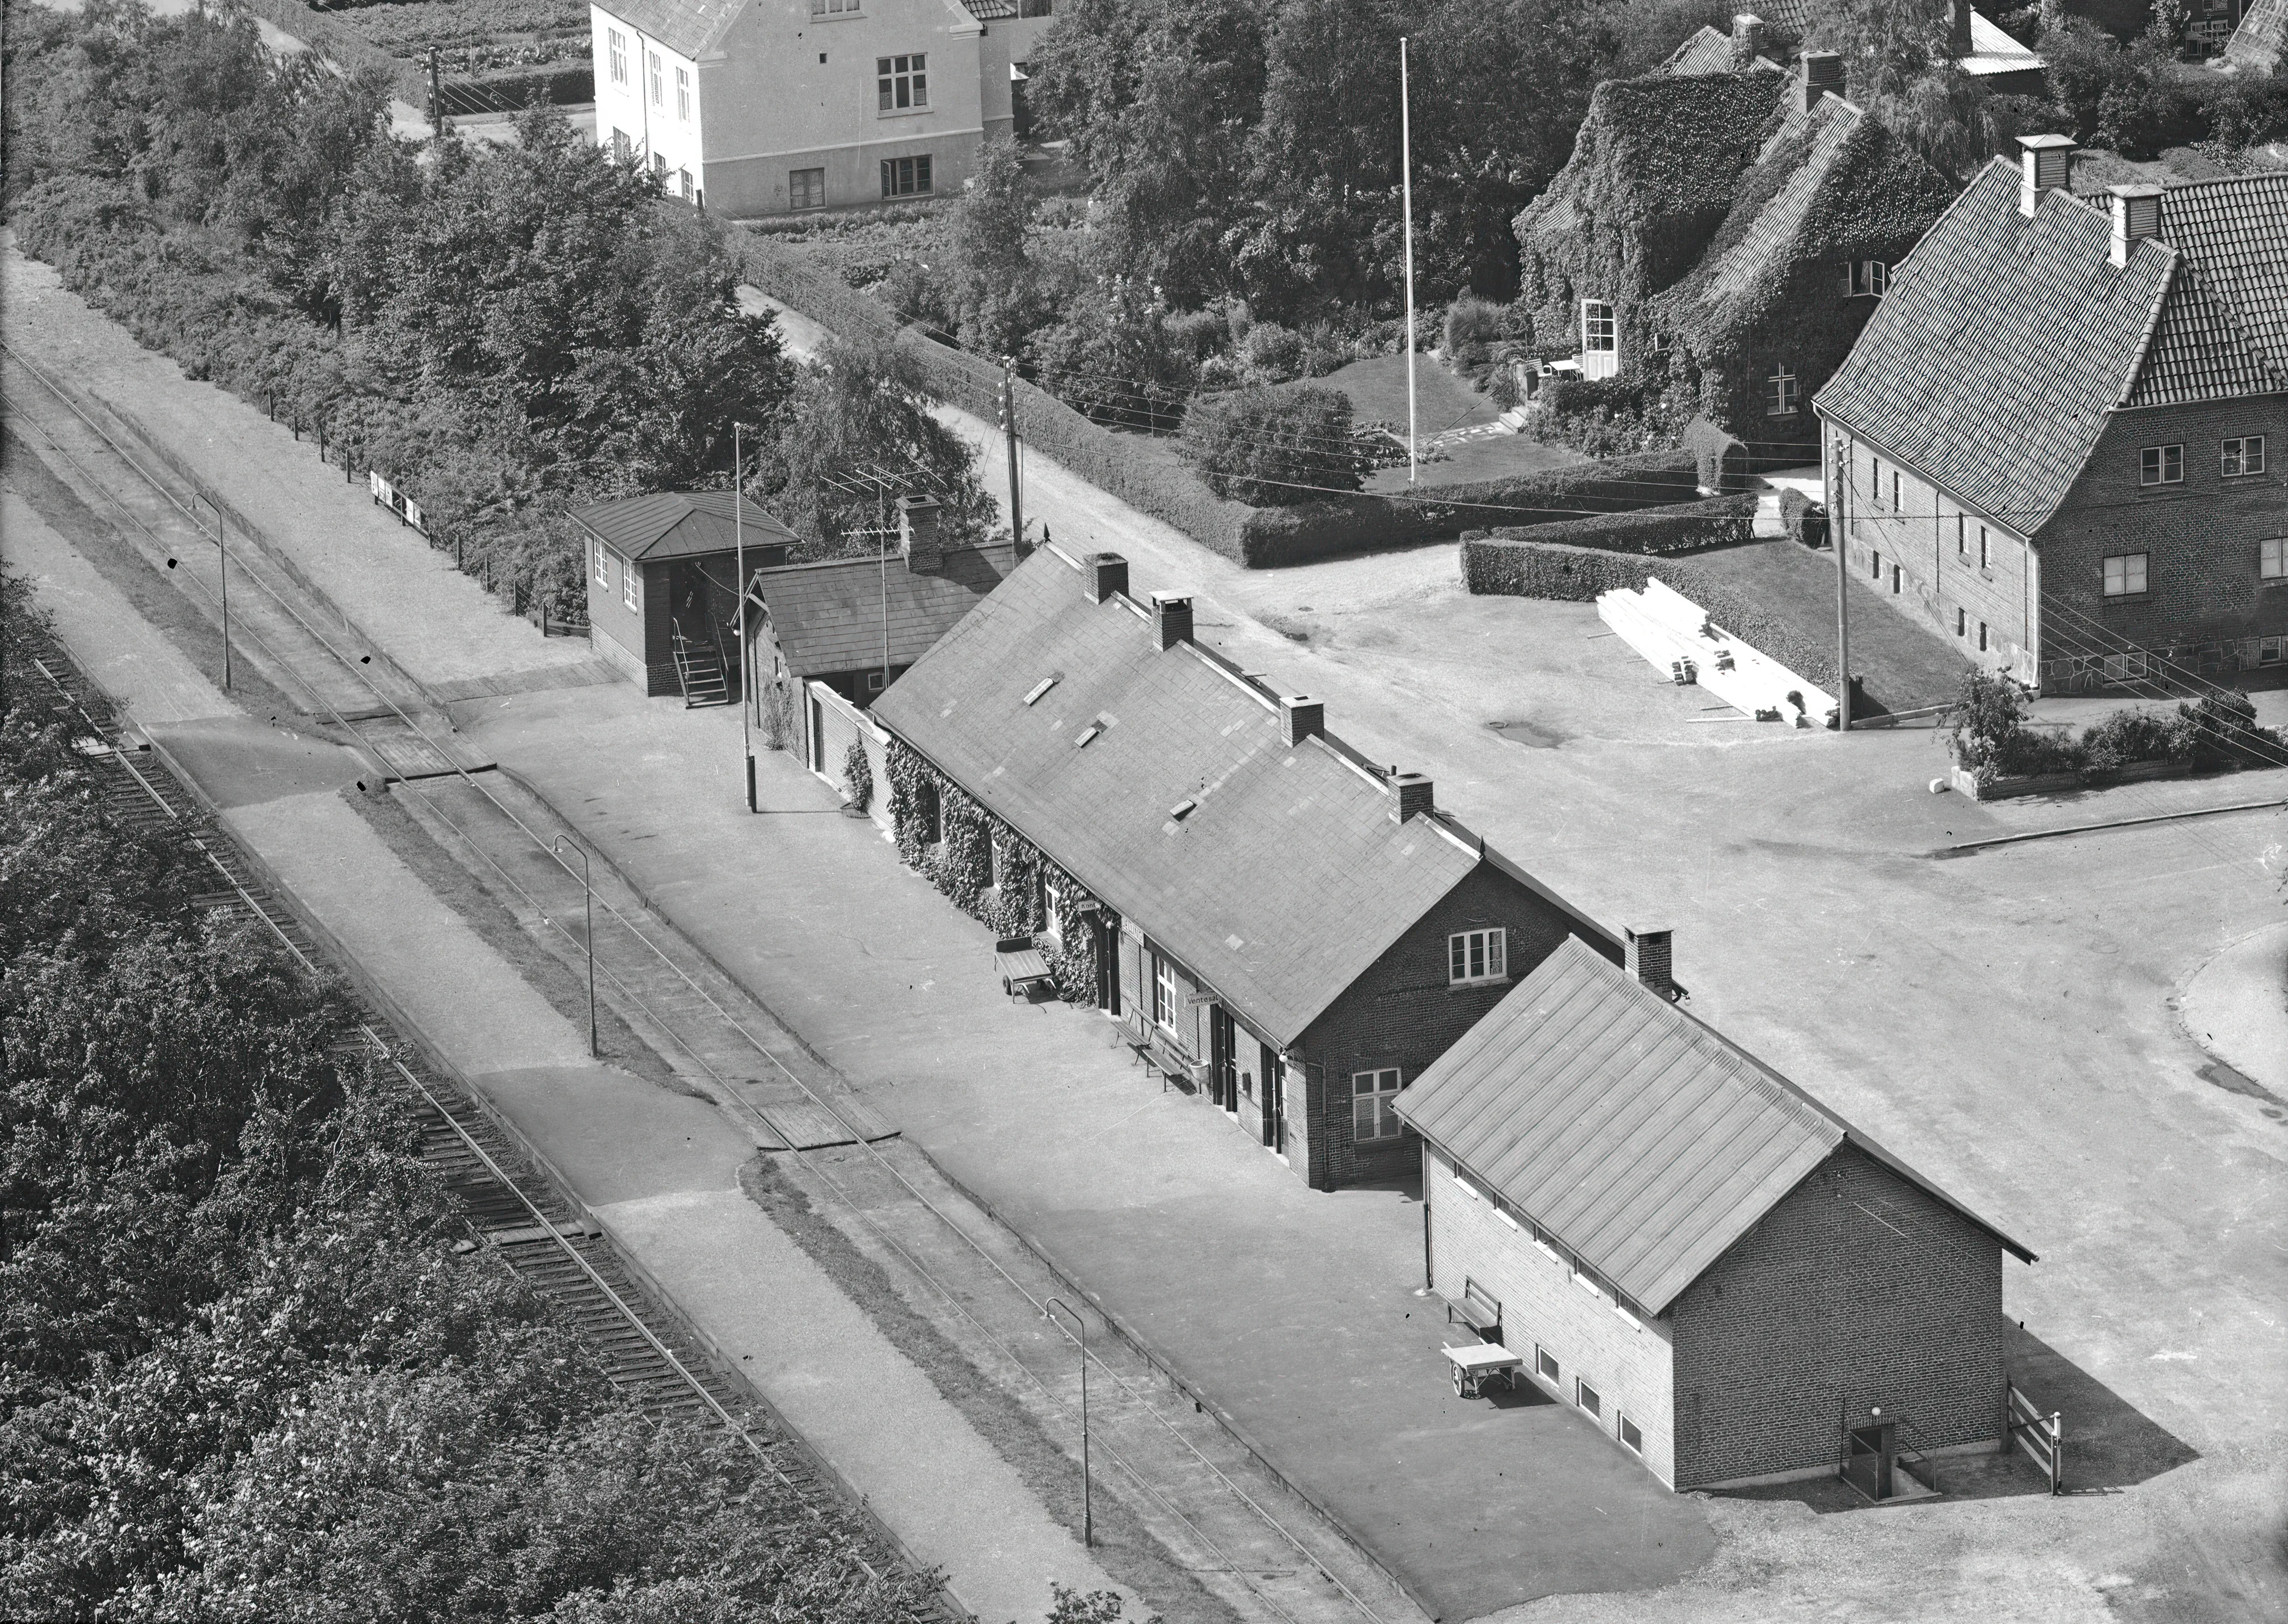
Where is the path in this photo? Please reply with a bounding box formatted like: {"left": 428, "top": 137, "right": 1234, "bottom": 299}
{"left": 3, "top": 484, "right": 1126, "bottom": 1624}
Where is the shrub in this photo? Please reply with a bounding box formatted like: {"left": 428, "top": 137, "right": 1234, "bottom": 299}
{"left": 1780, "top": 487, "right": 1826, "bottom": 549}
{"left": 1179, "top": 385, "right": 1362, "bottom": 505}
{"left": 842, "top": 735, "right": 875, "bottom": 812}
{"left": 2079, "top": 706, "right": 2193, "bottom": 776}
{"left": 1443, "top": 294, "right": 1508, "bottom": 369}
{"left": 2181, "top": 689, "right": 2288, "bottom": 767}
{"left": 1242, "top": 322, "right": 1305, "bottom": 382}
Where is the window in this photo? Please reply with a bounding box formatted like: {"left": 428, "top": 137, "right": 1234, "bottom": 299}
{"left": 648, "top": 50, "right": 662, "bottom": 106}
{"left": 1447, "top": 928, "right": 1506, "bottom": 986}
{"left": 1153, "top": 953, "right": 1177, "bottom": 1031}
{"left": 1536, "top": 1345, "right": 1560, "bottom": 1384}
{"left": 1571, "top": 1262, "right": 1602, "bottom": 1300}
{"left": 810, "top": 0, "right": 859, "bottom": 14}
{"left": 2224, "top": 436, "right": 2266, "bottom": 478}
{"left": 611, "top": 126, "right": 631, "bottom": 162}
{"left": 1869, "top": 457, "right": 1882, "bottom": 502}
{"left": 1956, "top": 606, "right": 1966, "bottom": 637}
{"left": 866, "top": 669, "right": 886, "bottom": 692}
{"left": 652, "top": 152, "right": 667, "bottom": 178}
{"left": 1581, "top": 300, "right": 1616, "bottom": 355}
{"left": 675, "top": 65, "right": 690, "bottom": 120}
{"left": 2103, "top": 552, "right": 2148, "bottom": 598}
{"left": 1531, "top": 1226, "right": 1561, "bottom": 1263}
{"left": 1041, "top": 879, "right": 1064, "bottom": 944}
{"left": 622, "top": 555, "right": 639, "bottom": 612}
{"left": 1766, "top": 366, "right": 1798, "bottom": 416}
{"left": 1619, "top": 1414, "right": 1644, "bottom": 1454}
{"left": 2262, "top": 537, "right": 2286, "bottom": 580}
{"left": 1869, "top": 550, "right": 1882, "bottom": 579}
{"left": 1890, "top": 470, "right": 1901, "bottom": 509}
{"left": 790, "top": 167, "right": 825, "bottom": 209}
{"left": 1956, "top": 514, "right": 1966, "bottom": 558}
{"left": 877, "top": 53, "right": 927, "bottom": 111}
{"left": 987, "top": 837, "right": 1006, "bottom": 891}
{"left": 1576, "top": 1378, "right": 1603, "bottom": 1419}
{"left": 880, "top": 154, "right": 933, "bottom": 197}
{"left": 1845, "top": 260, "right": 1887, "bottom": 297}
{"left": 594, "top": 540, "right": 610, "bottom": 589}
{"left": 1890, "top": 564, "right": 1902, "bottom": 596}
{"left": 607, "top": 28, "right": 627, "bottom": 84}
{"left": 1978, "top": 621, "right": 1989, "bottom": 652}
{"left": 1352, "top": 1069, "right": 1403, "bottom": 1141}
{"left": 1979, "top": 527, "right": 1991, "bottom": 570}
{"left": 678, "top": 167, "right": 693, "bottom": 200}
{"left": 2140, "top": 444, "right": 2184, "bottom": 486}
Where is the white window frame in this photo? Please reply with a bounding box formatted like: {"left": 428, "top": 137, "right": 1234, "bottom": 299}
{"left": 607, "top": 28, "right": 627, "bottom": 85}
{"left": 1041, "top": 878, "right": 1064, "bottom": 945}
{"left": 1153, "top": 953, "right": 1178, "bottom": 1032}
{"left": 620, "top": 555, "right": 639, "bottom": 612}
{"left": 675, "top": 65, "right": 691, "bottom": 121}
{"left": 1571, "top": 1262, "right": 1603, "bottom": 1300}
{"left": 866, "top": 669, "right": 887, "bottom": 693}
{"left": 1575, "top": 1377, "right": 1603, "bottom": 1419}
{"left": 880, "top": 154, "right": 933, "bottom": 197}
{"left": 1535, "top": 1345, "right": 1560, "bottom": 1384}
{"left": 2223, "top": 436, "right": 2266, "bottom": 478}
{"left": 877, "top": 53, "right": 928, "bottom": 112}
{"left": 1447, "top": 927, "right": 1506, "bottom": 988}
{"left": 1581, "top": 300, "right": 1616, "bottom": 355}
{"left": 809, "top": 0, "right": 859, "bottom": 14}
{"left": 1846, "top": 260, "right": 1886, "bottom": 297}
{"left": 1955, "top": 514, "right": 1966, "bottom": 558}
{"left": 987, "top": 836, "right": 1006, "bottom": 892}
{"left": 1766, "top": 365, "right": 1798, "bottom": 416}
{"left": 1618, "top": 1412, "right": 1644, "bottom": 1454}
{"left": 790, "top": 167, "right": 826, "bottom": 210}
{"left": 594, "top": 539, "right": 610, "bottom": 589}
{"left": 648, "top": 50, "right": 662, "bottom": 106}
{"left": 2103, "top": 552, "right": 2148, "bottom": 598}
{"left": 1979, "top": 526, "right": 1991, "bottom": 570}
{"left": 1351, "top": 1068, "right": 1404, "bottom": 1142}
{"left": 2261, "top": 537, "right": 2286, "bottom": 581}
{"left": 2140, "top": 444, "right": 2184, "bottom": 486}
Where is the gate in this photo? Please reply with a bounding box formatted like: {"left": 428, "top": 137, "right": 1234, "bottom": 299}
{"left": 2007, "top": 1383, "right": 2063, "bottom": 1494}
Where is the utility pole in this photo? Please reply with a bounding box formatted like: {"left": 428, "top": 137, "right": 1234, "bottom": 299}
{"left": 429, "top": 47, "right": 444, "bottom": 140}
{"left": 1400, "top": 37, "right": 1419, "bottom": 485}
{"left": 734, "top": 421, "right": 756, "bottom": 812}
{"left": 999, "top": 358, "right": 1024, "bottom": 547}
{"left": 1835, "top": 439, "right": 1851, "bottom": 731}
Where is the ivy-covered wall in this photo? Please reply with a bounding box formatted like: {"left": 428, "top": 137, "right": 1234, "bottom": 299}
{"left": 885, "top": 736, "right": 1111, "bottom": 1005}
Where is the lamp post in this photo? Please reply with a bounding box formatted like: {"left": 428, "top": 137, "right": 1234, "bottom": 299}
{"left": 1044, "top": 1297, "right": 1091, "bottom": 1547}
{"left": 734, "top": 421, "right": 758, "bottom": 811}
{"left": 552, "top": 833, "right": 598, "bottom": 1057}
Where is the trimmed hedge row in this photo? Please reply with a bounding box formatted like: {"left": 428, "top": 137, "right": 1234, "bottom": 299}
{"left": 1461, "top": 492, "right": 1757, "bottom": 559}
{"left": 1460, "top": 536, "right": 1840, "bottom": 692}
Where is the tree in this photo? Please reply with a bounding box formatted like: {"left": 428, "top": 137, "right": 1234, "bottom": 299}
{"left": 1802, "top": 0, "right": 2002, "bottom": 177}
{"left": 1025, "top": 276, "right": 1197, "bottom": 430}
{"left": 945, "top": 136, "right": 1041, "bottom": 357}
{"left": 1178, "top": 384, "right": 1362, "bottom": 504}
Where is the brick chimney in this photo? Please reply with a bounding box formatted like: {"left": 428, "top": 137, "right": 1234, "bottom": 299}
{"left": 1625, "top": 927, "right": 1675, "bottom": 1000}
{"left": 2109, "top": 183, "right": 2163, "bottom": 268}
{"left": 1151, "top": 590, "right": 1193, "bottom": 649}
{"left": 1086, "top": 551, "right": 1129, "bottom": 603}
{"left": 1799, "top": 52, "right": 1842, "bottom": 114}
{"left": 1280, "top": 694, "right": 1324, "bottom": 746}
{"left": 2017, "top": 133, "right": 2075, "bottom": 217}
{"left": 1391, "top": 772, "right": 1434, "bottom": 823}
{"left": 1729, "top": 12, "right": 1766, "bottom": 69}
{"left": 1948, "top": 0, "right": 1974, "bottom": 57}
{"left": 897, "top": 495, "right": 942, "bottom": 572}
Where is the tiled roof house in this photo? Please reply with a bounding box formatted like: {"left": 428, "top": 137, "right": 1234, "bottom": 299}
{"left": 1816, "top": 144, "right": 2288, "bottom": 691}
{"left": 587, "top": 0, "right": 1056, "bottom": 216}
{"left": 1401, "top": 937, "right": 2034, "bottom": 1492}
{"left": 870, "top": 545, "right": 1631, "bottom": 1190}
{"left": 2224, "top": 0, "right": 2287, "bottom": 68}
{"left": 1513, "top": 43, "right": 1958, "bottom": 467}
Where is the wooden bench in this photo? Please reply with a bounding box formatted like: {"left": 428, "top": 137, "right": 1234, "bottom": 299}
{"left": 1443, "top": 1276, "right": 1503, "bottom": 1342}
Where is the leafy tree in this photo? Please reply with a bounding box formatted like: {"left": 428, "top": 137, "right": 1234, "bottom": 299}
{"left": 1179, "top": 383, "right": 1362, "bottom": 503}
{"left": 944, "top": 136, "right": 1044, "bottom": 356}
{"left": 1802, "top": 0, "right": 2001, "bottom": 177}
{"left": 1025, "top": 275, "right": 1198, "bottom": 429}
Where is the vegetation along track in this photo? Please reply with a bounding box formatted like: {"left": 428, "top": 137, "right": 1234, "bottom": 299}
{"left": 1, "top": 337, "right": 1425, "bottom": 1624}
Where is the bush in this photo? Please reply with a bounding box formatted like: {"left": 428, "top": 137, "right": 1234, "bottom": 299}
{"left": 1242, "top": 322, "right": 1306, "bottom": 382}
{"left": 1443, "top": 295, "right": 1509, "bottom": 370}
{"left": 1780, "top": 487, "right": 1826, "bottom": 548}
{"left": 1180, "top": 385, "right": 1362, "bottom": 505}
{"left": 1467, "top": 493, "right": 1758, "bottom": 558}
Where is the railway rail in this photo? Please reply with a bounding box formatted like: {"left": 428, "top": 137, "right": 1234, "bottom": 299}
{"left": 2, "top": 338, "right": 1426, "bottom": 1624}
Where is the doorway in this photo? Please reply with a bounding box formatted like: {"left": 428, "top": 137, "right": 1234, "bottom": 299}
{"left": 1209, "top": 1006, "right": 1238, "bottom": 1113}
{"left": 1092, "top": 915, "right": 1120, "bottom": 1017}
{"left": 1261, "top": 1043, "right": 1285, "bottom": 1153}
{"left": 1843, "top": 1422, "right": 1896, "bottom": 1502}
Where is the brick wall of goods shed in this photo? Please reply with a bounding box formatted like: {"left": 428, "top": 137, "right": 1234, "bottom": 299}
{"left": 1295, "top": 867, "right": 1602, "bottom": 1191}
{"left": 1426, "top": 1145, "right": 1677, "bottom": 1486}
{"left": 1668, "top": 1143, "right": 2006, "bottom": 1488}
{"left": 2041, "top": 402, "right": 2288, "bottom": 661}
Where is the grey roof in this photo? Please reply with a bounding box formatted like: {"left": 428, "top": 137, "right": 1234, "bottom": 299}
{"left": 1395, "top": 938, "right": 2036, "bottom": 1315}
{"left": 572, "top": 491, "right": 797, "bottom": 564}
{"left": 753, "top": 544, "right": 1015, "bottom": 676}
{"left": 1816, "top": 162, "right": 2288, "bottom": 534}
{"left": 592, "top": 0, "right": 748, "bottom": 61}
{"left": 1656, "top": 25, "right": 1783, "bottom": 77}
{"left": 2226, "top": 0, "right": 2286, "bottom": 70}
{"left": 872, "top": 547, "right": 1603, "bottom": 1045}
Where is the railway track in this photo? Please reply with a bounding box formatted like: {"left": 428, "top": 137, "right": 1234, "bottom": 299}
{"left": 2, "top": 337, "right": 1429, "bottom": 1624}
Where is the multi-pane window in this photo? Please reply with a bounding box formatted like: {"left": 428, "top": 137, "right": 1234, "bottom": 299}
{"left": 1844, "top": 260, "right": 1887, "bottom": 297}
{"left": 790, "top": 167, "right": 825, "bottom": 209}
{"left": 810, "top": 0, "right": 859, "bottom": 14}
{"left": 2103, "top": 552, "right": 2148, "bottom": 597}
{"left": 607, "top": 28, "right": 627, "bottom": 85}
{"left": 2223, "top": 436, "right": 2266, "bottom": 478}
{"left": 594, "top": 540, "right": 610, "bottom": 588}
{"left": 1352, "top": 1069, "right": 1403, "bottom": 1141}
{"left": 1447, "top": 928, "right": 1506, "bottom": 986}
{"left": 676, "top": 65, "right": 691, "bottom": 120}
{"left": 880, "top": 154, "right": 933, "bottom": 197}
{"left": 611, "top": 126, "right": 631, "bottom": 162}
{"left": 2140, "top": 444, "right": 2184, "bottom": 486}
{"left": 877, "top": 53, "right": 927, "bottom": 111}
{"left": 1955, "top": 514, "right": 1966, "bottom": 558}
{"left": 622, "top": 555, "right": 640, "bottom": 611}
{"left": 1979, "top": 526, "right": 1991, "bottom": 570}
{"left": 1152, "top": 952, "right": 1178, "bottom": 1031}
{"left": 1041, "top": 879, "right": 1063, "bottom": 946}
{"left": 2263, "top": 538, "right": 2286, "bottom": 580}
{"left": 1890, "top": 470, "right": 1901, "bottom": 508}
{"left": 1766, "top": 366, "right": 1798, "bottom": 416}
{"left": 1869, "top": 457, "right": 1881, "bottom": 502}
{"left": 1581, "top": 300, "right": 1616, "bottom": 355}
{"left": 648, "top": 50, "right": 662, "bottom": 106}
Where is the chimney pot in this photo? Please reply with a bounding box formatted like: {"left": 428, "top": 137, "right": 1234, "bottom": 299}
{"left": 1150, "top": 590, "right": 1193, "bottom": 650}
{"left": 1948, "top": 0, "right": 1973, "bottom": 57}
{"left": 1392, "top": 772, "right": 1434, "bottom": 823}
{"left": 2016, "top": 133, "right": 2076, "bottom": 217}
{"left": 1799, "top": 52, "right": 1842, "bottom": 113}
{"left": 1086, "top": 551, "right": 1129, "bottom": 604}
{"left": 1729, "top": 12, "right": 1766, "bottom": 69}
{"left": 1280, "top": 694, "right": 1324, "bottom": 746}
{"left": 897, "top": 495, "right": 943, "bottom": 571}
{"left": 1625, "top": 927, "right": 1676, "bottom": 1000}
{"left": 2108, "top": 183, "right": 2164, "bottom": 267}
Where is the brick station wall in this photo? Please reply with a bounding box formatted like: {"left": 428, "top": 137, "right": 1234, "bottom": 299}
{"left": 1668, "top": 1143, "right": 2007, "bottom": 1488}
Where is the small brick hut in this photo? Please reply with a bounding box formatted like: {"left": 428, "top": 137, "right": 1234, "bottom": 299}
{"left": 575, "top": 492, "right": 795, "bottom": 699}
{"left": 1400, "top": 937, "right": 2036, "bottom": 1492}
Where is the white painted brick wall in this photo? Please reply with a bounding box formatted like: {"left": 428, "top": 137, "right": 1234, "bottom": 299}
{"left": 1426, "top": 1145, "right": 1677, "bottom": 1487}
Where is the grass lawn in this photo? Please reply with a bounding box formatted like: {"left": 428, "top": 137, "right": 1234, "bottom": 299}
{"left": 1298, "top": 351, "right": 1501, "bottom": 433}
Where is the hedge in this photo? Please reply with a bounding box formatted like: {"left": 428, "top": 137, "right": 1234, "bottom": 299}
{"left": 451, "top": 62, "right": 595, "bottom": 111}
{"left": 1462, "top": 492, "right": 1757, "bottom": 559}
{"left": 1460, "top": 536, "right": 1841, "bottom": 692}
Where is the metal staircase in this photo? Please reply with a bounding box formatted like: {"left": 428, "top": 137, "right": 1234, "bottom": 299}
{"left": 670, "top": 619, "right": 731, "bottom": 709}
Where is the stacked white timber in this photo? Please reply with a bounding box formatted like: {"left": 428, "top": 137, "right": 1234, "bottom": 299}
{"left": 1598, "top": 578, "right": 1837, "bottom": 728}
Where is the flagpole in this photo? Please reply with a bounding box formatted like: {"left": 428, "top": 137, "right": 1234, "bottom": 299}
{"left": 736, "top": 422, "right": 755, "bottom": 811}
{"left": 1400, "top": 37, "right": 1418, "bottom": 485}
